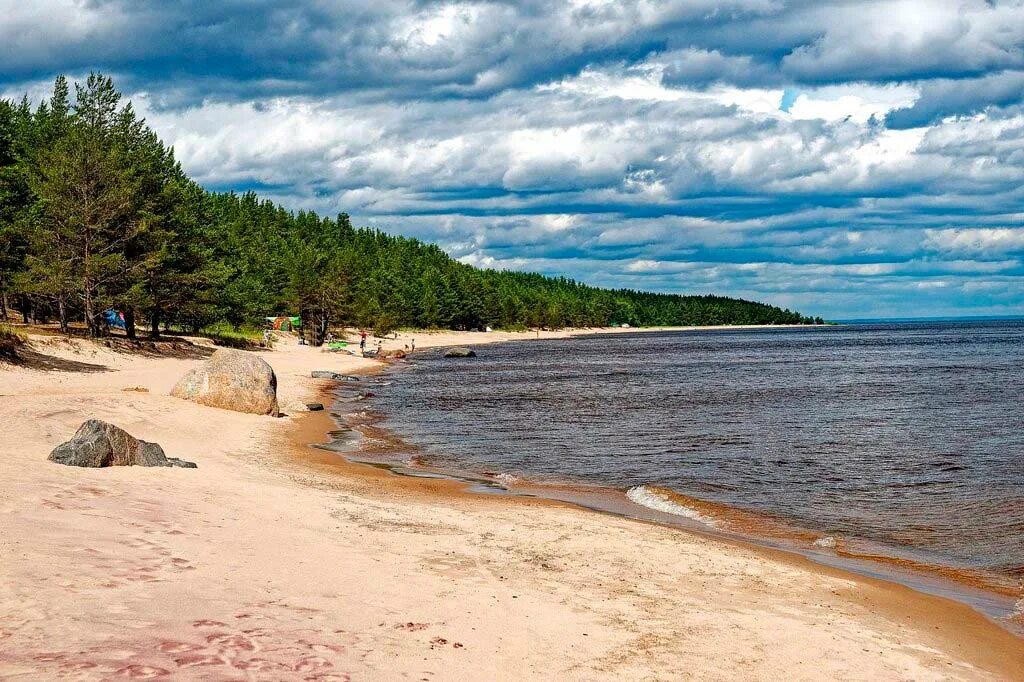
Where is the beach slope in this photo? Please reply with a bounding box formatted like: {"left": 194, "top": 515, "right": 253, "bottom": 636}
{"left": 1, "top": 331, "right": 1021, "bottom": 680}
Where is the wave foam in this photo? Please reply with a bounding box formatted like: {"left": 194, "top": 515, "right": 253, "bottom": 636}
{"left": 626, "top": 485, "right": 715, "bottom": 526}
{"left": 813, "top": 535, "right": 837, "bottom": 549}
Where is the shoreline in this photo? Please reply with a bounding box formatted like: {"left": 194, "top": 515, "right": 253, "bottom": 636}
{"left": 336, "top": 332, "right": 1024, "bottom": 626}
{"left": 292, "top": 399, "right": 1024, "bottom": 678}
{"left": 2, "top": 328, "right": 1023, "bottom": 679}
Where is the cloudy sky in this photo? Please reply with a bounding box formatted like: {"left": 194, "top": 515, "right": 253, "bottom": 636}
{"left": 3, "top": 0, "right": 1023, "bottom": 319}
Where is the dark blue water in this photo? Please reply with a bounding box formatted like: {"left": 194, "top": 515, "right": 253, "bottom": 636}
{"left": 365, "top": 321, "right": 1024, "bottom": 588}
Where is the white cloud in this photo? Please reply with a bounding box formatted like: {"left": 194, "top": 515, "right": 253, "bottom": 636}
{"left": 5, "top": 0, "right": 1023, "bottom": 319}
{"left": 924, "top": 228, "right": 1024, "bottom": 255}
{"left": 788, "top": 84, "right": 919, "bottom": 123}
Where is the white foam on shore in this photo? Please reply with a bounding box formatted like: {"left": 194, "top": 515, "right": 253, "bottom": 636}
{"left": 813, "top": 535, "right": 837, "bottom": 549}
{"left": 626, "top": 485, "right": 716, "bottom": 527}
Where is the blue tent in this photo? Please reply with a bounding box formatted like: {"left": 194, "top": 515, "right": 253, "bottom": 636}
{"left": 103, "top": 309, "right": 126, "bottom": 329}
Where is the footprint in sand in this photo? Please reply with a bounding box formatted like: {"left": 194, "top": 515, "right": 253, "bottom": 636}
{"left": 173, "top": 653, "right": 231, "bottom": 668}
{"left": 157, "top": 641, "right": 203, "bottom": 654}
{"left": 394, "top": 622, "right": 429, "bottom": 632}
{"left": 115, "top": 664, "right": 171, "bottom": 679}
{"left": 429, "top": 636, "right": 464, "bottom": 650}
{"left": 232, "top": 657, "right": 291, "bottom": 673}
{"left": 205, "top": 632, "right": 258, "bottom": 652}
{"left": 241, "top": 627, "right": 271, "bottom": 637}
{"left": 192, "top": 619, "right": 227, "bottom": 628}
{"left": 292, "top": 654, "right": 334, "bottom": 672}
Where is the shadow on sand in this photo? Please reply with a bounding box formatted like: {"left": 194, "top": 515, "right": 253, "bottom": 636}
{"left": 7, "top": 347, "right": 112, "bottom": 373}
{"left": 3, "top": 336, "right": 214, "bottom": 373}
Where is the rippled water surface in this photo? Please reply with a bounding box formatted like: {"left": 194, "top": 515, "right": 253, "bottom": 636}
{"left": 368, "top": 322, "right": 1024, "bottom": 585}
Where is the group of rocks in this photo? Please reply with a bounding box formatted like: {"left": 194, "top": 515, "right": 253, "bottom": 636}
{"left": 49, "top": 349, "right": 282, "bottom": 470}
{"left": 50, "top": 343, "right": 477, "bottom": 469}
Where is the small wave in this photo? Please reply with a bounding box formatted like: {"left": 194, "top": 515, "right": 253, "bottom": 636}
{"left": 1011, "top": 598, "right": 1024, "bottom": 624}
{"left": 813, "top": 535, "right": 837, "bottom": 549}
{"left": 626, "top": 485, "right": 715, "bottom": 526}
{"left": 494, "top": 473, "right": 519, "bottom": 486}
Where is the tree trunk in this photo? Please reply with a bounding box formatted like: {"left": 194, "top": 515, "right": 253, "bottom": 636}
{"left": 0, "top": 291, "right": 6, "bottom": 322}
{"left": 21, "top": 295, "right": 30, "bottom": 324}
{"left": 124, "top": 307, "right": 136, "bottom": 340}
{"left": 84, "top": 291, "right": 97, "bottom": 337}
{"left": 150, "top": 306, "right": 161, "bottom": 339}
{"left": 57, "top": 297, "right": 68, "bottom": 333}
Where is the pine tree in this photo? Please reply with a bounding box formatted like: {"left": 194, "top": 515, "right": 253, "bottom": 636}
{"left": 0, "top": 74, "right": 819, "bottom": 337}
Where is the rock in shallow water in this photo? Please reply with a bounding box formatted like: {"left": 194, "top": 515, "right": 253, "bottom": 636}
{"left": 311, "top": 371, "right": 360, "bottom": 381}
{"left": 444, "top": 347, "right": 476, "bottom": 358}
{"left": 49, "top": 420, "right": 196, "bottom": 468}
{"left": 171, "top": 349, "right": 279, "bottom": 416}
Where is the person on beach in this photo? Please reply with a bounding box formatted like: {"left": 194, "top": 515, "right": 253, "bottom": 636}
{"left": 359, "top": 330, "right": 367, "bottom": 353}
{"left": 411, "top": 338, "right": 415, "bottom": 353}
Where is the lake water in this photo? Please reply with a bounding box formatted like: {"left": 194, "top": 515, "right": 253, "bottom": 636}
{"left": 349, "top": 321, "right": 1024, "bottom": 603}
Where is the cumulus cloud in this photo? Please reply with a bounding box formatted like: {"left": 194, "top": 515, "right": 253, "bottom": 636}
{"left": 2, "top": 0, "right": 1023, "bottom": 318}
{"left": 887, "top": 71, "right": 1024, "bottom": 128}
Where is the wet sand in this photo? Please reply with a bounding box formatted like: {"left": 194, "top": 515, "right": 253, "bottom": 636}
{"left": 1, "top": 329, "right": 1022, "bottom": 680}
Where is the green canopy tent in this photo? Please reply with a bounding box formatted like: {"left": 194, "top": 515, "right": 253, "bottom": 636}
{"left": 265, "top": 316, "right": 302, "bottom": 331}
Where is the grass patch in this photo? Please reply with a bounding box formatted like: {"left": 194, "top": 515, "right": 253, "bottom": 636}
{"left": 0, "top": 324, "right": 27, "bottom": 359}
{"left": 200, "top": 323, "right": 263, "bottom": 350}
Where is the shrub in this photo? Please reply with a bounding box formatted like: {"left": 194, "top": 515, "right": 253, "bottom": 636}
{"left": 0, "top": 324, "right": 26, "bottom": 359}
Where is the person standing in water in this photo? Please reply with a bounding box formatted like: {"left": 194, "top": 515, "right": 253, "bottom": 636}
{"left": 411, "top": 338, "right": 416, "bottom": 353}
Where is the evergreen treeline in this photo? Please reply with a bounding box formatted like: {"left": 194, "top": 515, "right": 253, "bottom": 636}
{"left": 0, "top": 75, "right": 820, "bottom": 341}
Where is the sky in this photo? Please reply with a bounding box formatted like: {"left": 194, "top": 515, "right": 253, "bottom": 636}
{"left": 2, "top": 1, "right": 1023, "bottom": 320}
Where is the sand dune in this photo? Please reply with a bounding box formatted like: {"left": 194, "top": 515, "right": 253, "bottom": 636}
{"left": 1, "top": 330, "right": 1021, "bottom": 680}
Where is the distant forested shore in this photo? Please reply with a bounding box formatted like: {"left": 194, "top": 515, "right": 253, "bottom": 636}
{"left": 0, "top": 75, "right": 821, "bottom": 342}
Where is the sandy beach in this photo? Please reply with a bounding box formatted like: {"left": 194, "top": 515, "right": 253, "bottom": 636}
{"left": 1, "top": 329, "right": 1022, "bottom": 681}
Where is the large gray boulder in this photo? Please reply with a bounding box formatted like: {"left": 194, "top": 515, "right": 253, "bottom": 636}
{"left": 171, "top": 349, "right": 279, "bottom": 416}
{"left": 49, "top": 420, "right": 196, "bottom": 468}
{"left": 444, "top": 347, "right": 476, "bottom": 358}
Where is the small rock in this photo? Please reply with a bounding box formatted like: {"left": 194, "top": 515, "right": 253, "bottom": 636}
{"left": 306, "top": 403, "right": 324, "bottom": 411}
{"left": 311, "top": 371, "right": 360, "bottom": 381}
{"left": 49, "top": 420, "right": 196, "bottom": 468}
{"left": 444, "top": 347, "right": 477, "bottom": 358}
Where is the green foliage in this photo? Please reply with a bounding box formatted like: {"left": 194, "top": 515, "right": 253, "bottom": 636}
{"left": 0, "top": 74, "right": 819, "bottom": 342}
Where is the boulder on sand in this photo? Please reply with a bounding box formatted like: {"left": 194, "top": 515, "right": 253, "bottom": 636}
{"left": 171, "top": 349, "right": 279, "bottom": 416}
{"left": 444, "top": 347, "right": 476, "bottom": 358}
{"left": 49, "top": 419, "right": 196, "bottom": 468}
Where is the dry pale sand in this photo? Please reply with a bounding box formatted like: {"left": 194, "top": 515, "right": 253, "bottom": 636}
{"left": 1, "top": 329, "right": 1022, "bottom": 681}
